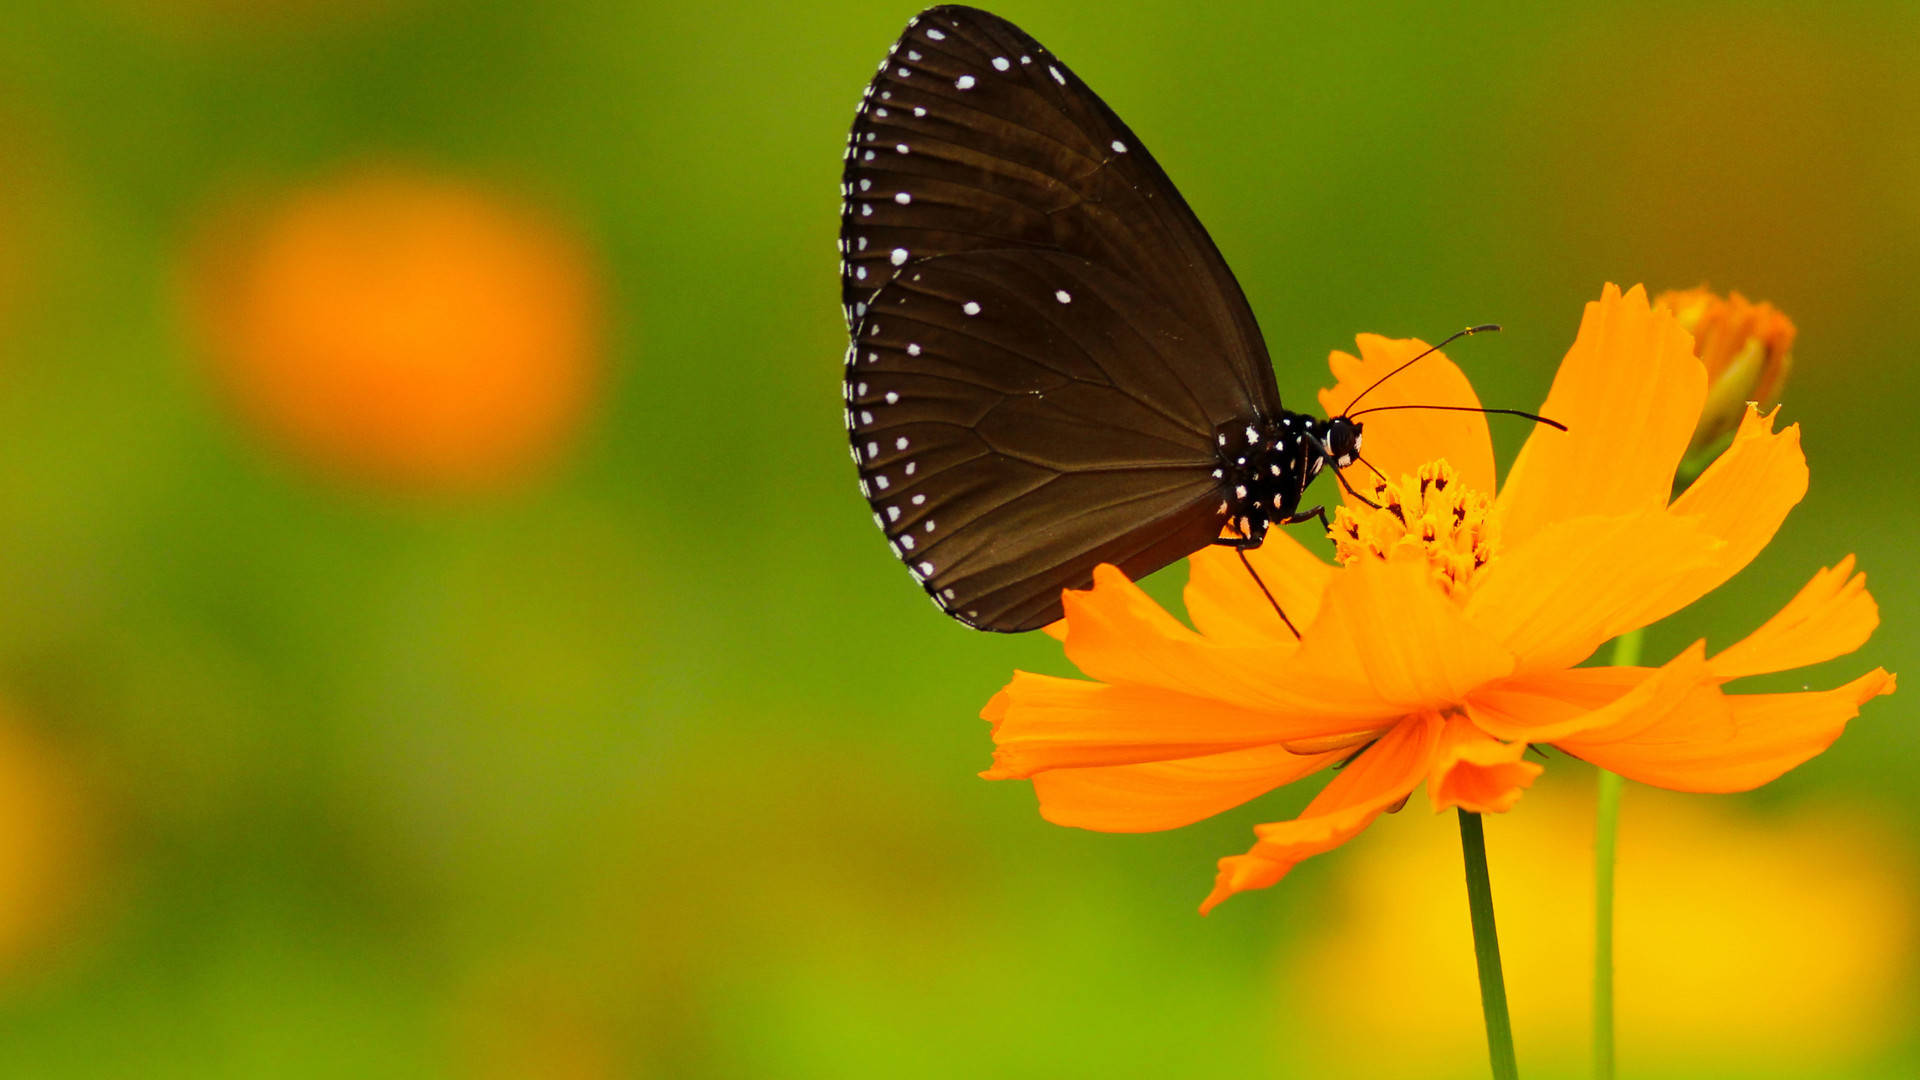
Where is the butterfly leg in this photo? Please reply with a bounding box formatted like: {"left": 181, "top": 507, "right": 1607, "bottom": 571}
{"left": 1211, "top": 521, "right": 1300, "bottom": 638}
{"left": 1232, "top": 547, "right": 1299, "bottom": 638}
{"left": 1279, "top": 504, "right": 1332, "bottom": 532}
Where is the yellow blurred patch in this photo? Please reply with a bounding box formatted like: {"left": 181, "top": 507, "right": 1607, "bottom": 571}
{"left": 1286, "top": 776, "right": 1915, "bottom": 1077}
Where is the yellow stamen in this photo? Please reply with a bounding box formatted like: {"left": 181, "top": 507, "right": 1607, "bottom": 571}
{"left": 1329, "top": 459, "right": 1498, "bottom": 597}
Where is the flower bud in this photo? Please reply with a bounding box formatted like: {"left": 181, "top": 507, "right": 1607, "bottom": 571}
{"left": 1656, "top": 286, "right": 1795, "bottom": 458}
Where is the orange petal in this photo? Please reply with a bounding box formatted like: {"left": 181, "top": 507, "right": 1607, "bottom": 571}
{"left": 1498, "top": 284, "right": 1706, "bottom": 549}
{"left": 982, "top": 672, "right": 1314, "bottom": 779}
{"left": 1031, "top": 743, "right": 1343, "bottom": 833}
{"left": 1710, "top": 556, "right": 1879, "bottom": 680}
{"left": 1199, "top": 713, "right": 1442, "bottom": 913}
{"left": 1062, "top": 565, "right": 1427, "bottom": 736}
{"left": 1427, "top": 713, "right": 1542, "bottom": 814}
{"left": 1296, "top": 549, "right": 1516, "bottom": 709}
{"left": 1467, "top": 643, "right": 1718, "bottom": 744}
{"left": 1628, "top": 406, "right": 1809, "bottom": 627}
{"left": 1062, "top": 565, "right": 1304, "bottom": 706}
{"left": 1464, "top": 511, "right": 1723, "bottom": 671}
{"left": 1317, "top": 334, "right": 1496, "bottom": 508}
{"left": 1559, "top": 669, "right": 1894, "bottom": 793}
{"left": 1184, "top": 528, "right": 1333, "bottom": 647}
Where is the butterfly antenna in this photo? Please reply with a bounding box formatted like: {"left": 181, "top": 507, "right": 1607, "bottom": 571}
{"left": 1235, "top": 547, "right": 1300, "bottom": 638}
{"left": 1339, "top": 324, "right": 1500, "bottom": 416}
{"left": 1345, "top": 403, "right": 1568, "bottom": 431}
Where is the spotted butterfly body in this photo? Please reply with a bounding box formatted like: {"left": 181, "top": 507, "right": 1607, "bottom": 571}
{"left": 840, "top": 5, "right": 1358, "bottom": 632}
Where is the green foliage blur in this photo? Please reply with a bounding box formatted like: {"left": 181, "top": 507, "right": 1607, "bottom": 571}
{"left": 0, "top": 1, "right": 1913, "bottom": 1076}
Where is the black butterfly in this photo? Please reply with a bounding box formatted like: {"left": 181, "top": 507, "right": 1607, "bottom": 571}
{"left": 839, "top": 6, "right": 1500, "bottom": 633}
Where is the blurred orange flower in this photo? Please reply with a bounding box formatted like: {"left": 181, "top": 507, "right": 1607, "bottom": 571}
{"left": 982, "top": 284, "right": 1893, "bottom": 912}
{"left": 186, "top": 169, "right": 604, "bottom": 494}
{"left": 1656, "top": 285, "right": 1796, "bottom": 458}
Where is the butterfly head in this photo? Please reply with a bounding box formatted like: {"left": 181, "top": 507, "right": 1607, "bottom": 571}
{"left": 1322, "top": 416, "right": 1363, "bottom": 470}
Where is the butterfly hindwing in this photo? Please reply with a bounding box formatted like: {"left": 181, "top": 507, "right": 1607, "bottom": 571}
{"left": 849, "top": 248, "right": 1229, "bottom": 631}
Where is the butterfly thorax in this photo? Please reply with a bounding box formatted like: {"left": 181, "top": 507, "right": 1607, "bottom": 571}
{"left": 1214, "top": 412, "right": 1363, "bottom": 544}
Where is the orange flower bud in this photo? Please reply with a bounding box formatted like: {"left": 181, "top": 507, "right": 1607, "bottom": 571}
{"left": 1655, "top": 286, "right": 1795, "bottom": 458}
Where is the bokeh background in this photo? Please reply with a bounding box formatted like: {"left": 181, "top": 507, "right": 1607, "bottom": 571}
{"left": 0, "top": 1, "right": 1913, "bottom": 1076}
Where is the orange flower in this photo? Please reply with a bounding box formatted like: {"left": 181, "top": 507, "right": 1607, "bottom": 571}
{"left": 981, "top": 284, "right": 1893, "bottom": 913}
{"left": 1655, "top": 286, "right": 1796, "bottom": 458}
{"left": 185, "top": 169, "right": 604, "bottom": 494}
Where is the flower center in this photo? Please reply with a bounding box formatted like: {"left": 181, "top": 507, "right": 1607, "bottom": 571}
{"left": 1328, "top": 459, "right": 1498, "bottom": 597}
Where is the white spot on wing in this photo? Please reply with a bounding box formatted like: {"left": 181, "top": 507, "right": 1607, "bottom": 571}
{"left": 992, "top": 57, "right": 1010, "bottom": 71}
{"left": 894, "top": 191, "right": 912, "bottom": 205}
{"left": 1049, "top": 65, "right": 1065, "bottom": 85}
{"left": 1111, "top": 140, "right": 1128, "bottom": 153}
{"left": 962, "top": 301, "right": 980, "bottom": 315}
{"left": 1054, "top": 289, "right": 1071, "bottom": 303}
{"left": 955, "top": 75, "right": 976, "bottom": 90}
{"left": 891, "top": 248, "right": 909, "bottom": 266}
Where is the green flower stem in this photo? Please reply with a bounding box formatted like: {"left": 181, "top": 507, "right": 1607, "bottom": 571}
{"left": 1459, "top": 809, "right": 1519, "bottom": 1080}
{"left": 1592, "top": 627, "right": 1642, "bottom": 1080}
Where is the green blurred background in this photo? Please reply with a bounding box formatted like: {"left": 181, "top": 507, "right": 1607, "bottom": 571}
{"left": 0, "top": 1, "right": 1913, "bottom": 1077}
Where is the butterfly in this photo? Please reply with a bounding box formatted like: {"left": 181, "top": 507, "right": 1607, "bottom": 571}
{"left": 839, "top": 6, "right": 1529, "bottom": 633}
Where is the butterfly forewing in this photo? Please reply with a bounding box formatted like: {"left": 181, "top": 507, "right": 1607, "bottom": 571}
{"left": 840, "top": 5, "right": 1276, "bottom": 413}
{"left": 841, "top": 6, "right": 1281, "bottom": 631}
